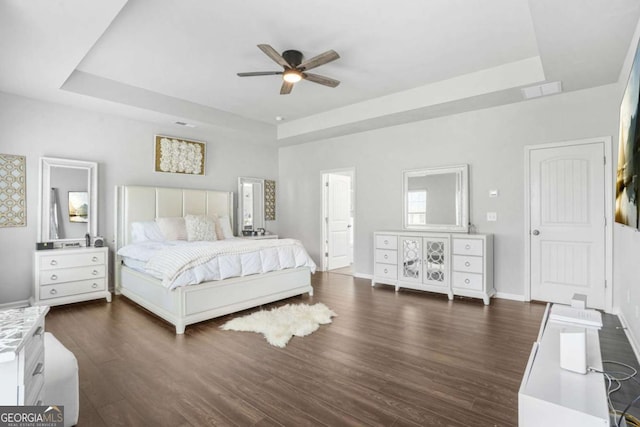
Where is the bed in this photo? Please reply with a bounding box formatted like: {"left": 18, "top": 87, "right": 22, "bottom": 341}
{"left": 114, "top": 185, "right": 314, "bottom": 334}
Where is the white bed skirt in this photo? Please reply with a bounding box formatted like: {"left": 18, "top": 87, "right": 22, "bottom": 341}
{"left": 118, "top": 265, "right": 313, "bottom": 334}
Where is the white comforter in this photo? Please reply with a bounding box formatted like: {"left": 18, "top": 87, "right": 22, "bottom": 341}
{"left": 117, "top": 238, "right": 316, "bottom": 289}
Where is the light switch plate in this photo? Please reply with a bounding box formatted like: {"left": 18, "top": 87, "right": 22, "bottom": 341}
{"left": 487, "top": 212, "right": 497, "bottom": 221}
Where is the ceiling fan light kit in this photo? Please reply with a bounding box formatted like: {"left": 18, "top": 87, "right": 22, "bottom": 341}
{"left": 237, "top": 44, "right": 340, "bottom": 94}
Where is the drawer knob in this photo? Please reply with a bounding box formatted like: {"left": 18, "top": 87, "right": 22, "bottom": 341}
{"left": 49, "top": 288, "right": 57, "bottom": 295}
{"left": 92, "top": 283, "right": 98, "bottom": 289}
{"left": 465, "top": 262, "right": 471, "bottom": 267}
{"left": 49, "top": 259, "right": 57, "bottom": 266}
{"left": 50, "top": 274, "right": 57, "bottom": 281}
{"left": 92, "top": 256, "right": 99, "bottom": 262}
{"left": 465, "top": 279, "right": 470, "bottom": 284}
{"left": 384, "top": 268, "right": 388, "bottom": 273}
{"left": 384, "top": 240, "right": 389, "bottom": 245}
{"left": 33, "top": 326, "right": 43, "bottom": 337}
{"left": 384, "top": 254, "right": 388, "bottom": 259}
{"left": 92, "top": 270, "right": 99, "bottom": 275}
{"left": 32, "top": 362, "right": 44, "bottom": 377}
{"left": 465, "top": 244, "right": 471, "bottom": 250}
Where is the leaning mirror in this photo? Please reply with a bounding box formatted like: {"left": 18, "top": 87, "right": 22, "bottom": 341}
{"left": 38, "top": 157, "right": 98, "bottom": 243}
{"left": 238, "top": 177, "right": 264, "bottom": 236}
{"left": 402, "top": 164, "right": 469, "bottom": 232}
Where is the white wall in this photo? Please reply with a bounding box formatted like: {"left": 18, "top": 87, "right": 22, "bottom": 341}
{"left": 278, "top": 84, "right": 619, "bottom": 297}
{"left": 0, "top": 92, "right": 278, "bottom": 305}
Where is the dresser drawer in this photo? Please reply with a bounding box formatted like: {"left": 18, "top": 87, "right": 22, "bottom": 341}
{"left": 23, "top": 321, "right": 45, "bottom": 373}
{"left": 453, "top": 255, "right": 483, "bottom": 273}
{"left": 39, "top": 250, "right": 105, "bottom": 270}
{"left": 40, "top": 278, "right": 106, "bottom": 300}
{"left": 375, "top": 235, "right": 397, "bottom": 250}
{"left": 453, "top": 239, "right": 483, "bottom": 256}
{"left": 375, "top": 249, "right": 397, "bottom": 264}
{"left": 23, "top": 362, "right": 44, "bottom": 406}
{"left": 40, "top": 265, "right": 105, "bottom": 285}
{"left": 375, "top": 263, "right": 397, "bottom": 279}
{"left": 452, "top": 272, "right": 483, "bottom": 291}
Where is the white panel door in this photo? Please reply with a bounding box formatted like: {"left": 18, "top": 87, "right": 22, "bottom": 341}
{"left": 530, "top": 142, "right": 606, "bottom": 308}
{"left": 327, "top": 174, "right": 351, "bottom": 270}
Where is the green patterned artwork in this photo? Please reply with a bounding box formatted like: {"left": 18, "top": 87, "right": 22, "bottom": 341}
{"left": 0, "top": 154, "right": 26, "bottom": 227}
{"left": 264, "top": 180, "right": 276, "bottom": 221}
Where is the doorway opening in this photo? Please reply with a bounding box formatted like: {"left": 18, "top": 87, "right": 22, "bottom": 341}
{"left": 321, "top": 169, "right": 355, "bottom": 274}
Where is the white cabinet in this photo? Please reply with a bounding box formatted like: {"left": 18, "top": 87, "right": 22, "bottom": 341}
{"left": 372, "top": 231, "right": 494, "bottom": 304}
{"left": 0, "top": 306, "right": 49, "bottom": 406}
{"left": 451, "top": 235, "right": 494, "bottom": 305}
{"left": 33, "top": 247, "right": 111, "bottom": 306}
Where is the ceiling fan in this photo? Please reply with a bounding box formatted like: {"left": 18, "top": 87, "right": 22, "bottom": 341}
{"left": 237, "top": 44, "right": 340, "bottom": 95}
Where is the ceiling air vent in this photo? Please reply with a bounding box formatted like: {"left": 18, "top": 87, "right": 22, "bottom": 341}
{"left": 521, "top": 81, "right": 563, "bottom": 100}
{"left": 174, "top": 121, "right": 196, "bottom": 128}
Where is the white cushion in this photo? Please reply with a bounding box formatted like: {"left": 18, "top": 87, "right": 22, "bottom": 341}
{"left": 131, "top": 221, "right": 165, "bottom": 243}
{"left": 184, "top": 215, "right": 217, "bottom": 241}
{"left": 217, "top": 215, "right": 234, "bottom": 239}
{"left": 156, "top": 217, "right": 187, "bottom": 241}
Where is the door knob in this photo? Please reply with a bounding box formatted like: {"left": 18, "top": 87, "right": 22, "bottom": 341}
{"left": 532, "top": 229, "right": 540, "bottom": 236}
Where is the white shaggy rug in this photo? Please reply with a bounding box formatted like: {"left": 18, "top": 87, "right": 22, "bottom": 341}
{"left": 220, "top": 303, "right": 336, "bottom": 347}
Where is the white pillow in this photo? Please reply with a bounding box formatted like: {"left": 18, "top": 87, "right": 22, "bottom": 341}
{"left": 184, "top": 215, "right": 217, "bottom": 241}
{"left": 217, "top": 215, "right": 234, "bottom": 239}
{"left": 131, "top": 221, "right": 165, "bottom": 243}
{"left": 155, "top": 217, "right": 187, "bottom": 241}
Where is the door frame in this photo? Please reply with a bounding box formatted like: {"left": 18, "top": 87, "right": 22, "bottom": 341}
{"left": 320, "top": 167, "right": 356, "bottom": 272}
{"left": 523, "top": 136, "right": 613, "bottom": 312}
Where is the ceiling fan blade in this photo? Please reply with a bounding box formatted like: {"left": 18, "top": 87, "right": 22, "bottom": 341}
{"left": 280, "top": 81, "right": 294, "bottom": 95}
{"left": 258, "top": 44, "right": 291, "bottom": 68}
{"left": 298, "top": 50, "right": 340, "bottom": 71}
{"left": 303, "top": 72, "right": 340, "bottom": 88}
{"left": 237, "top": 71, "right": 283, "bottom": 77}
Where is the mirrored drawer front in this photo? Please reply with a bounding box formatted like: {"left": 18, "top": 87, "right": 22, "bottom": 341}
{"left": 40, "top": 265, "right": 106, "bottom": 285}
{"left": 375, "top": 235, "right": 397, "bottom": 250}
{"left": 22, "top": 363, "right": 45, "bottom": 406}
{"left": 453, "top": 256, "right": 483, "bottom": 273}
{"left": 452, "top": 272, "right": 483, "bottom": 291}
{"left": 375, "top": 249, "right": 397, "bottom": 264}
{"left": 40, "top": 278, "right": 106, "bottom": 300}
{"left": 23, "top": 323, "right": 45, "bottom": 374}
{"left": 452, "top": 239, "right": 483, "bottom": 256}
{"left": 40, "top": 251, "right": 105, "bottom": 270}
{"left": 375, "top": 263, "right": 397, "bottom": 279}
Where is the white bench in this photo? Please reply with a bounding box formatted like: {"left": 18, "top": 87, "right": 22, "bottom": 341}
{"left": 44, "top": 333, "right": 79, "bottom": 427}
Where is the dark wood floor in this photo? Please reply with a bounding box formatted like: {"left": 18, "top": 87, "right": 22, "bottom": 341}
{"left": 45, "top": 272, "right": 548, "bottom": 426}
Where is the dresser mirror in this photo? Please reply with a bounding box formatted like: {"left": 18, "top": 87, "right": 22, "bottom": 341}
{"left": 402, "top": 164, "right": 469, "bottom": 232}
{"left": 238, "top": 177, "right": 264, "bottom": 235}
{"left": 38, "top": 157, "right": 98, "bottom": 243}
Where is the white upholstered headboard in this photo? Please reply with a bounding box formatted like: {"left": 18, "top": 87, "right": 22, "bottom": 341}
{"left": 114, "top": 185, "right": 234, "bottom": 249}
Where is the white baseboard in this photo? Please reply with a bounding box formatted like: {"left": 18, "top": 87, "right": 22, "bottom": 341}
{"left": 494, "top": 292, "right": 526, "bottom": 302}
{"left": 614, "top": 310, "right": 640, "bottom": 364}
{"left": 353, "top": 272, "right": 372, "bottom": 280}
{"left": 0, "top": 299, "right": 30, "bottom": 309}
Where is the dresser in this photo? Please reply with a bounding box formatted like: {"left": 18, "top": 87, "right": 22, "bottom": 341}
{"left": 0, "top": 306, "right": 49, "bottom": 405}
{"left": 372, "top": 231, "right": 494, "bottom": 304}
{"left": 33, "top": 247, "right": 111, "bottom": 306}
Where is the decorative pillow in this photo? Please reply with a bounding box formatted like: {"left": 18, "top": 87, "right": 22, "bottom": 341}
{"left": 131, "top": 221, "right": 165, "bottom": 243}
{"left": 184, "top": 215, "right": 217, "bottom": 241}
{"left": 155, "top": 217, "right": 188, "bottom": 241}
{"left": 217, "top": 215, "right": 235, "bottom": 239}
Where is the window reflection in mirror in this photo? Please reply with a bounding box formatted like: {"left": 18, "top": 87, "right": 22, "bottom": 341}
{"left": 403, "top": 165, "right": 469, "bottom": 232}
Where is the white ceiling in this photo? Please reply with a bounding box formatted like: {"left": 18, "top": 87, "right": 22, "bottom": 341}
{"left": 1, "top": 0, "right": 639, "bottom": 145}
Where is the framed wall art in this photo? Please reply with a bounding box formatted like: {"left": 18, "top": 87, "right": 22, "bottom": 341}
{"left": 264, "top": 179, "right": 276, "bottom": 221}
{"left": 154, "top": 135, "right": 205, "bottom": 175}
{"left": 0, "top": 153, "right": 26, "bottom": 227}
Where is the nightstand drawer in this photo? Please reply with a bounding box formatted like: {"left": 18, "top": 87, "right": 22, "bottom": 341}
{"left": 39, "top": 251, "right": 105, "bottom": 270}
{"left": 375, "top": 249, "right": 397, "bottom": 264}
{"left": 40, "top": 278, "right": 106, "bottom": 300}
{"left": 375, "top": 235, "right": 397, "bottom": 250}
{"left": 452, "top": 272, "right": 483, "bottom": 291}
{"left": 453, "top": 239, "right": 483, "bottom": 256}
{"left": 40, "top": 265, "right": 105, "bottom": 285}
{"left": 375, "top": 263, "right": 397, "bottom": 279}
{"left": 453, "top": 255, "right": 483, "bottom": 273}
